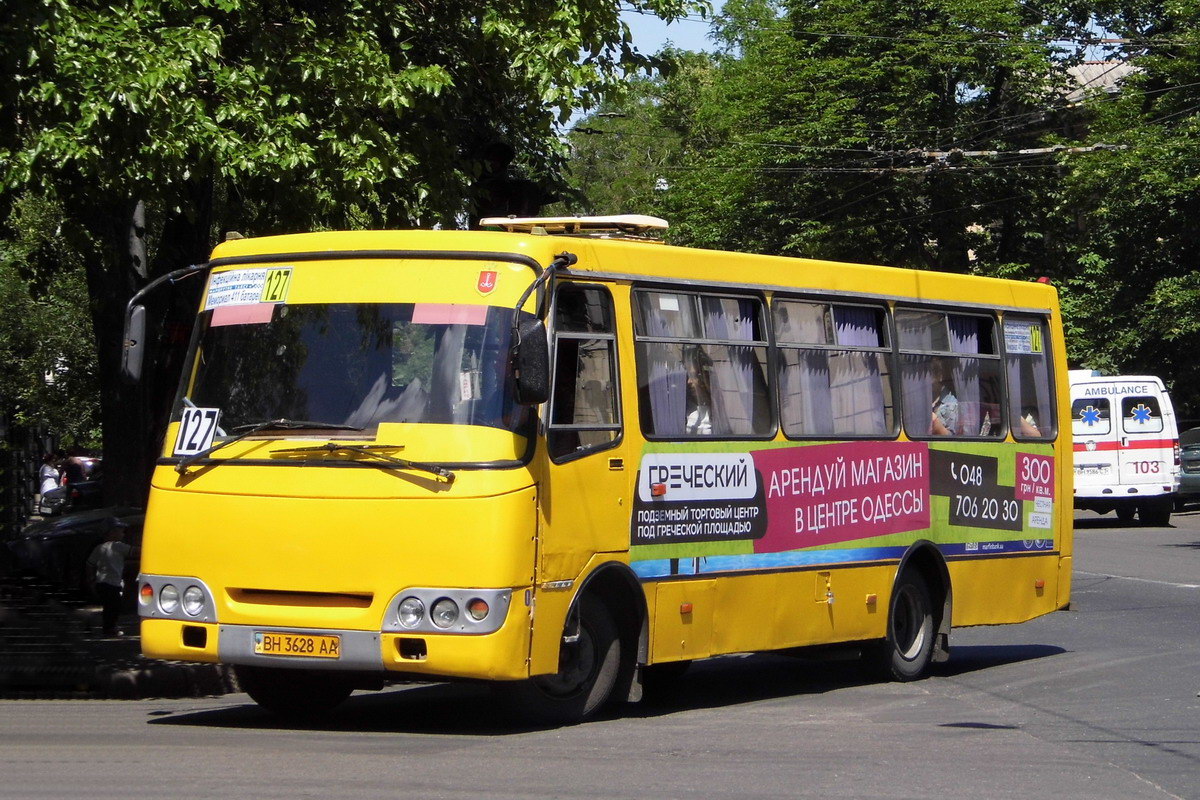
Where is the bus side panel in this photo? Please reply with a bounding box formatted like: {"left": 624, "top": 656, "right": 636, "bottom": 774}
{"left": 651, "top": 580, "right": 716, "bottom": 662}
{"left": 705, "top": 566, "right": 889, "bottom": 656}
{"left": 947, "top": 554, "right": 1061, "bottom": 626}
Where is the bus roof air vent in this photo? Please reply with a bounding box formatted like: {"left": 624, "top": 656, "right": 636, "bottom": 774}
{"left": 479, "top": 215, "right": 669, "bottom": 240}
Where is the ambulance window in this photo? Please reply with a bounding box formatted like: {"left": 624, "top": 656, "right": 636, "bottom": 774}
{"left": 548, "top": 284, "right": 621, "bottom": 462}
{"left": 1072, "top": 398, "right": 1110, "bottom": 436}
{"left": 1003, "top": 315, "right": 1056, "bottom": 441}
{"left": 1121, "top": 396, "right": 1164, "bottom": 434}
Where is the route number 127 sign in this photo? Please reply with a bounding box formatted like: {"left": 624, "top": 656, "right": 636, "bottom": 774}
{"left": 173, "top": 407, "right": 222, "bottom": 456}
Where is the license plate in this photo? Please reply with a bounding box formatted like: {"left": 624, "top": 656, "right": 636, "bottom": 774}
{"left": 253, "top": 631, "right": 341, "bottom": 659}
{"left": 1075, "top": 465, "right": 1110, "bottom": 475}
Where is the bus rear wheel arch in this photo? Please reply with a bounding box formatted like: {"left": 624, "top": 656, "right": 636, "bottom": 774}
{"left": 870, "top": 546, "right": 951, "bottom": 681}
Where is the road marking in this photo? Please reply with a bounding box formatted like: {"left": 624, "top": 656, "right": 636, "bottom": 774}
{"left": 1076, "top": 570, "right": 1200, "bottom": 589}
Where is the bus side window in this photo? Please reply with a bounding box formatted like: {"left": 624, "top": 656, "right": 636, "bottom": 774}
{"left": 1003, "top": 315, "right": 1056, "bottom": 440}
{"left": 633, "top": 290, "right": 771, "bottom": 438}
{"left": 896, "top": 309, "right": 1004, "bottom": 439}
{"left": 775, "top": 299, "right": 894, "bottom": 438}
{"left": 548, "top": 284, "right": 621, "bottom": 461}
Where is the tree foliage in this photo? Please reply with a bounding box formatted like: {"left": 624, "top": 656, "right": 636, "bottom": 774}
{"left": 0, "top": 193, "right": 99, "bottom": 446}
{"left": 563, "top": 0, "right": 1200, "bottom": 416}
{"left": 0, "top": 0, "right": 704, "bottom": 500}
{"left": 1052, "top": 1, "right": 1200, "bottom": 416}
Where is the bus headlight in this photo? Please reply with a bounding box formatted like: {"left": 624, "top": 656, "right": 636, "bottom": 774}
{"left": 431, "top": 598, "right": 460, "bottom": 628}
{"left": 397, "top": 596, "right": 425, "bottom": 628}
{"left": 159, "top": 584, "right": 180, "bottom": 614}
{"left": 182, "top": 585, "right": 206, "bottom": 616}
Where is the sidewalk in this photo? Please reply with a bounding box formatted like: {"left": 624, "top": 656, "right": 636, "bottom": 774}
{"left": 0, "top": 573, "right": 235, "bottom": 699}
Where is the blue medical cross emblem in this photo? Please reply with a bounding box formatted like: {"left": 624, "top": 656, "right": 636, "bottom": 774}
{"left": 1079, "top": 405, "right": 1102, "bottom": 425}
{"left": 1130, "top": 403, "right": 1154, "bottom": 424}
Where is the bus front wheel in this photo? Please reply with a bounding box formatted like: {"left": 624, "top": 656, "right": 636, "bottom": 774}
{"left": 500, "top": 594, "right": 621, "bottom": 725}
{"left": 234, "top": 665, "right": 354, "bottom": 718}
{"left": 874, "top": 571, "right": 935, "bottom": 682}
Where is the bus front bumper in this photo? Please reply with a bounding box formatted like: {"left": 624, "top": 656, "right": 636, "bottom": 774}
{"left": 141, "top": 604, "right": 532, "bottom": 682}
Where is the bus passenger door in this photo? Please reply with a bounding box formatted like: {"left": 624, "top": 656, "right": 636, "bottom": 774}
{"left": 539, "top": 282, "right": 633, "bottom": 581}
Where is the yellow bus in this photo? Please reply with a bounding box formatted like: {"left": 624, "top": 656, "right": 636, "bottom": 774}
{"left": 124, "top": 215, "right": 1071, "bottom": 723}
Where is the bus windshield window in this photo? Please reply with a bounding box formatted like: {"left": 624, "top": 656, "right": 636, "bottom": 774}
{"left": 178, "top": 303, "right": 533, "bottom": 436}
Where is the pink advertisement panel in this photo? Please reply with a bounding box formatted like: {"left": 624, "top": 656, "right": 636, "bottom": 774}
{"left": 750, "top": 441, "right": 931, "bottom": 553}
{"left": 1015, "top": 453, "right": 1055, "bottom": 500}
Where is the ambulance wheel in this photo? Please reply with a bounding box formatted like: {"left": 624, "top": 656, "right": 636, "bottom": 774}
{"left": 499, "top": 594, "right": 621, "bottom": 725}
{"left": 1138, "top": 498, "right": 1172, "bottom": 527}
{"left": 873, "top": 570, "right": 935, "bottom": 682}
{"left": 234, "top": 665, "right": 353, "bottom": 717}
{"left": 1115, "top": 505, "right": 1136, "bottom": 524}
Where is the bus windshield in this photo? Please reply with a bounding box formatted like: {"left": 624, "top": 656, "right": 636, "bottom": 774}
{"left": 177, "top": 302, "right": 534, "bottom": 437}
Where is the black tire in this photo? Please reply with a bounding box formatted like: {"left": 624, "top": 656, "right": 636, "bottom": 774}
{"left": 233, "top": 665, "right": 354, "bottom": 718}
{"left": 1115, "top": 505, "right": 1137, "bottom": 523}
{"left": 499, "top": 594, "right": 621, "bottom": 725}
{"left": 1138, "top": 497, "right": 1172, "bottom": 527}
{"left": 876, "top": 571, "right": 935, "bottom": 682}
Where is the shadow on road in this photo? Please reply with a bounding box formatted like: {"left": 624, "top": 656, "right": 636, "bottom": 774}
{"left": 930, "top": 643, "right": 1065, "bottom": 677}
{"left": 146, "top": 643, "right": 1065, "bottom": 734}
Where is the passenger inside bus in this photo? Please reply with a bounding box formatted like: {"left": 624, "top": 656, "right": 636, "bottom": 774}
{"left": 684, "top": 348, "right": 714, "bottom": 435}
{"left": 930, "top": 357, "right": 960, "bottom": 436}
{"left": 1017, "top": 406, "right": 1042, "bottom": 437}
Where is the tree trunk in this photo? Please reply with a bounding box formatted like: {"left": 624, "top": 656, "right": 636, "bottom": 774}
{"left": 82, "top": 178, "right": 213, "bottom": 508}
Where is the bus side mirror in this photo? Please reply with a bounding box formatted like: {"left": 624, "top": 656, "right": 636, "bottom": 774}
{"left": 512, "top": 318, "right": 550, "bottom": 406}
{"left": 122, "top": 304, "right": 146, "bottom": 383}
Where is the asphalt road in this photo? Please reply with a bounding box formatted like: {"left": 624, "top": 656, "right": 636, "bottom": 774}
{"left": 2, "top": 510, "right": 1198, "bottom": 800}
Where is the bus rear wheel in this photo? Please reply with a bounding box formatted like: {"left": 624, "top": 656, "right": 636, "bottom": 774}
{"left": 875, "top": 571, "right": 935, "bottom": 682}
{"left": 500, "top": 594, "right": 621, "bottom": 725}
{"left": 234, "top": 665, "right": 354, "bottom": 718}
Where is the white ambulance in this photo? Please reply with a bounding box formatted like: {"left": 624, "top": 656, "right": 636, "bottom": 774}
{"left": 1070, "top": 371, "right": 1180, "bottom": 525}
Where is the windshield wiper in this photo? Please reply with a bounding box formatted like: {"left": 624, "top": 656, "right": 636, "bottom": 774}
{"left": 175, "top": 418, "right": 365, "bottom": 474}
{"left": 272, "top": 442, "right": 456, "bottom": 483}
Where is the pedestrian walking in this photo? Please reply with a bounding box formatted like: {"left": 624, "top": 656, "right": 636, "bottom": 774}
{"left": 87, "top": 521, "right": 133, "bottom": 636}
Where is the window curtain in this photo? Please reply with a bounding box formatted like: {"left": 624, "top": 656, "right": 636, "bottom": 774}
{"left": 897, "top": 314, "right": 936, "bottom": 435}
{"left": 1008, "top": 358, "right": 1051, "bottom": 433}
{"left": 948, "top": 316, "right": 982, "bottom": 436}
{"left": 702, "top": 298, "right": 761, "bottom": 435}
{"left": 832, "top": 308, "right": 887, "bottom": 435}
{"left": 641, "top": 302, "right": 688, "bottom": 435}
{"left": 781, "top": 350, "right": 834, "bottom": 435}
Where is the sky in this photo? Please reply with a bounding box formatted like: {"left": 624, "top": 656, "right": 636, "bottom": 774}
{"left": 621, "top": 8, "right": 716, "bottom": 54}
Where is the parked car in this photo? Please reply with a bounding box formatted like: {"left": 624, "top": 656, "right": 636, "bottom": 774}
{"left": 7, "top": 507, "right": 143, "bottom": 597}
{"left": 36, "top": 463, "right": 104, "bottom": 517}
{"left": 1177, "top": 427, "right": 1200, "bottom": 509}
